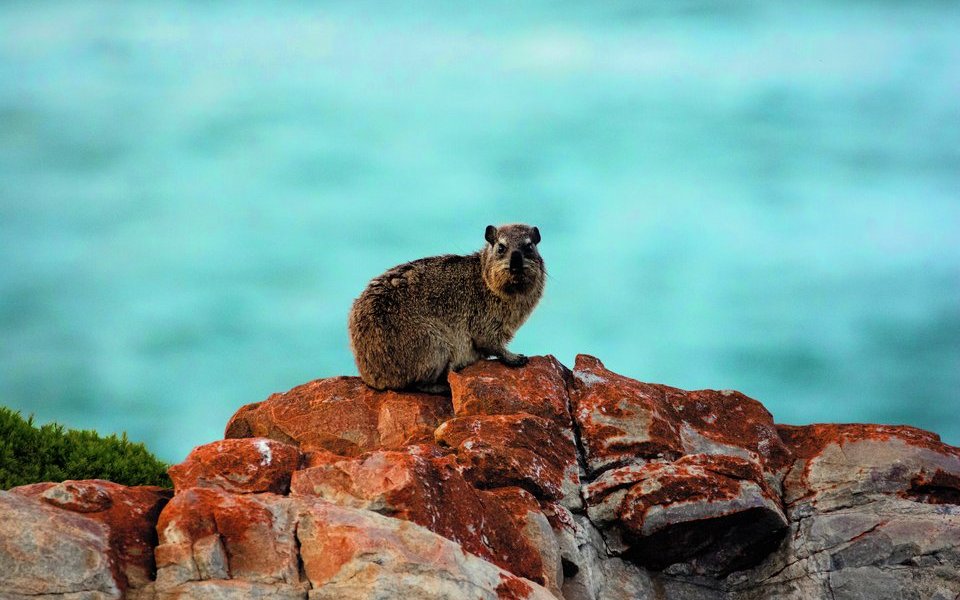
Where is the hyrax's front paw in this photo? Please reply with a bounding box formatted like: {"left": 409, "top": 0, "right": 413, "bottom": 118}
{"left": 500, "top": 353, "right": 529, "bottom": 368}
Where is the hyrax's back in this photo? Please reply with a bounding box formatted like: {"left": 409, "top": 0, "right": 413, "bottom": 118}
{"left": 348, "top": 224, "right": 545, "bottom": 393}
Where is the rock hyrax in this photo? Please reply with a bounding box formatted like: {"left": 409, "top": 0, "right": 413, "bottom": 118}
{"left": 348, "top": 223, "right": 545, "bottom": 393}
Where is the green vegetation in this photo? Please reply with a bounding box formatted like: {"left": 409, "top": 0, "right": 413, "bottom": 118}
{"left": 0, "top": 406, "right": 171, "bottom": 489}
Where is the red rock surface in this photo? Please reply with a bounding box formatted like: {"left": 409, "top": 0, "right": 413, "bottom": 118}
{"left": 168, "top": 438, "right": 301, "bottom": 494}
{"left": 495, "top": 575, "right": 536, "bottom": 600}
{"left": 570, "top": 355, "right": 795, "bottom": 574}
{"left": 296, "top": 498, "right": 555, "bottom": 600}
{"left": 449, "top": 355, "right": 573, "bottom": 427}
{"left": 11, "top": 480, "right": 171, "bottom": 590}
{"left": 616, "top": 454, "right": 786, "bottom": 573}
{"left": 289, "top": 447, "right": 546, "bottom": 584}
{"left": 777, "top": 423, "right": 958, "bottom": 460}
{"left": 569, "top": 354, "right": 685, "bottom": 474}
{"left": 669, "top": 389, "right": 792, "bottom": 474}
{"left": 435, "top": 413, "right": 581, "bottom": 506}
{"left": 224, "top": 376, "right": 452, "bottom": 455}
{"left": 155, "top": 488, "right": 300, "bottom": 588}
{"left": 777, "top": 423, "right": 960, "bottom": 507}
{"left": 488, "top": 487, "right": 565, "bottom": 597}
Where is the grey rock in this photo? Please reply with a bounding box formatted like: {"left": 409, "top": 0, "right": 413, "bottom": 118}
{"left": 0, "top": 492, "right": 120, "bottom": 599}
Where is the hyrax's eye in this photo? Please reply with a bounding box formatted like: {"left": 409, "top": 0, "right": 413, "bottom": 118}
{"left": 496, "top": 243, "right": 507, "bottom": 254}
{"left": 524, "top": 242, "right": 534, "bottom": 252}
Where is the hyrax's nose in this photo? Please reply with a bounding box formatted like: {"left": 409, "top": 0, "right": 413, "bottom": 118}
{"left": 510, "top": 250, "right": 523, "bottom": 271}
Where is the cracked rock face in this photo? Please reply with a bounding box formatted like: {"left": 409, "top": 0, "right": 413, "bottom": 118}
{"left": 288, "top": 446, "right": 548, "bottom": 585}
{"left": 731, "top": 424, "right": 960, "bottom": 600}
{"left": 571, "top": 355, "right": 791, "bottom": 576}
{"left": 8, "top": 480, "right": 171, "bottom": 593}
{"left": 2, "top": 354, "right": 958, "bottom": 600}
{"left": 0, "top": 490, "right": 122, "bottom": 599}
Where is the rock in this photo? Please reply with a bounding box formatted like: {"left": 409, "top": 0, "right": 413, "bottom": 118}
{"left": 490, "top": 487, "right": 565, "bottom": 597}
{"left": 540, "top": 503, "right": 586, "bottom": 589}
{"left": 727, "top": 423, "right": 960, "bottom": 600}
{"left": 569, "top": 354, "right": 685, "bottom": 474}
{"left": 150, "top": 489, "right": 555, "bottom": 600}
{"left": 297, "top": 497, "right": 555, "bottom": 600}
{"left": 435, "top": 413, "right": 582, "bottom": 509}
{"left": 669, "top": 388, "right": 792, "bottom": 491}
{"left": 155, "top": 488, "right": 301, "bottom": 590}
{"left": 449, "top": 355, "right": 574, "bottom": 427}
{"left": 167, "top": 438, "right": 300, "bottom": 494}
{"left": 571, "top": 355, "right": 789, "bottom": 574}
{"left": 10, "top": 480, "right": 171, "bottom": 590}
{"left": 289, "top": 447, "right": 546, "bottom": 584}
{"left": 584, "top": 453, "right": 788, "bottom": 574}
{"left": 777, "top": 423, "right": 960, "bottom": 510}
{"left": 224, "top": 376, "right": 451, "bottom": 455}
{"left": 153, "top": 580, "right": 308, "bottom": 600}
{"left": 0, "top": 490, "right": 121, "bottom": 598}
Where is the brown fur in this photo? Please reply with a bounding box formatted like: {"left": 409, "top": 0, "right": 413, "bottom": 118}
{"left": 348, "top": 224, "right": 545, "bottom": 393}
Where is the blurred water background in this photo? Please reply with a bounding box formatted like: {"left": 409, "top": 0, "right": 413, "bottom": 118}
{"left": 1, "top": 1, "right": 958, "bottom": 462}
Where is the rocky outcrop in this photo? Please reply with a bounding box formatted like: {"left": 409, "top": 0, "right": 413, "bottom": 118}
{"left": 2, "top": 354, "right": 958, "bottom": 600}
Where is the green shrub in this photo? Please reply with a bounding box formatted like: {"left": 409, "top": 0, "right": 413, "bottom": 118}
{"left": 0, "top": 406, "right": 171, "bottom": 490}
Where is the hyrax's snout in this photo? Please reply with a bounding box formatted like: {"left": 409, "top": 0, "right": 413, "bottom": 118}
{"left": 509, "top": 250, "right": 524, "bottom": 272}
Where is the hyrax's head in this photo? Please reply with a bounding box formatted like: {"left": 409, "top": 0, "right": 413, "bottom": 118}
{"left": 480, "top": 223, "right": 545, "bottom": 297}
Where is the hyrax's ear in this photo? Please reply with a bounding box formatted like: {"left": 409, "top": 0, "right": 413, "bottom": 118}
{"left": 484, "top": 225, "right": 497, "bottom": 245}
{"left": 531, "top": 226, "right": 541, "bottom": 244}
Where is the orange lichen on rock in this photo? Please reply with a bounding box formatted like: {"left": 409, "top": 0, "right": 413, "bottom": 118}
{"left": 449, "top": 355, "right": 574, "bottom": 427}
{"left": 168, "top": 438, "right": 301, "bottom": 494}
{"left": 569, "top": 354, "right": 685, "bottom": 473}
{"left": 224, "top": 376, "right": 451, "bottom": 456}
{"left": 436, "top": 413, "right": 581, "bottom": 506}
{"left": 11, "top": 480, "right": 171, "bottom": 590}
{"left": 289, "top": 447, "right": 546, "bottom": 584}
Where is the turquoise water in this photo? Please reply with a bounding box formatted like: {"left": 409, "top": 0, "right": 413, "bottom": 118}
{"left": 1, "top": 2, "right": 958, "bottom": 462}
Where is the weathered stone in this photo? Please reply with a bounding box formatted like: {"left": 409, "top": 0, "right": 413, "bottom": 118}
{"left": 289, "top": 447, "right": 546, "bottom": 584}
{"left": 435, "top": 413, "right": 582, "bottom": 509}
{"left": 490, "top": 487, "right": 565, "bottom": 597}
{"left": 449, "top": 355, "right": 573, "bottom": 427}
{"left": 167, "top": 438, "right": 300, "bottom": 494}
{"left": 10, "top": 480, "right": 171, "bottom": 590}
{"left": 669, "top": 389, "right": 792, "bottom": 493}
{"left": 727, "top": 500, "right": 960, "bottom": 600}
{"left": 154, "top": 488, "right": 299, "bottom": 589}
{"left": 12, "top": 480, "right": 111, "bottom": 512}
{"left": 192, "top": 535, "right": 229, "bottom": 580}
{"left": 224, "top": 376, "right": 452, "bottom": 455}
{"left": 570, "top": 355, "right": 791, "bottom": 575}
{"left": 777, "top": 423, "right": 960, "bottom": 510}
{"left": 723, "top": 423, "right": 960, "bottom": 600}
{"left": 569, "top": 354, "right": 685, "bottom": 474}
{"left": 583, "top": 453, "right": 787, "bottom": 575}
{"left": 540, "top": 503, "right": 585, "bottom": 589}
{"left": 0, "top": 491, "right": 121, "bottom": 598}
{"left": 296, "top": 498, "right": 555, "bottom": 600}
